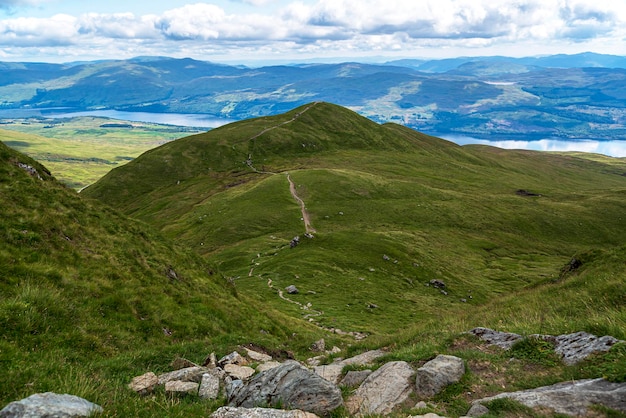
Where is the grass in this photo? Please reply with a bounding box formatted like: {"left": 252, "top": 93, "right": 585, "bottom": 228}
{"left": 0, "top": 116, "right": 200, "bottom": 189}
{"left": 3, "top": 102, "right": 626, "bottom": 416}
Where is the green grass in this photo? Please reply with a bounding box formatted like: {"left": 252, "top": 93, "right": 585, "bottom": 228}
{"left": 0, "top": 117, "right": 199, "bottom": 189}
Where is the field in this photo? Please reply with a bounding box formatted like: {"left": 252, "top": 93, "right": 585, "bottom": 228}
{"left": 0, "top": 116, "right": 200, "bottom": 189}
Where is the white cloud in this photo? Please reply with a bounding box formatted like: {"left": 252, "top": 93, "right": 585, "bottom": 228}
{"left": 1, "top": 0, "right": 625, "bottom": 62}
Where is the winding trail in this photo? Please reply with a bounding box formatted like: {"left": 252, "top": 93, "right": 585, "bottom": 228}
{"left": 287, "top": 173, "right": 316, "bottom": 234}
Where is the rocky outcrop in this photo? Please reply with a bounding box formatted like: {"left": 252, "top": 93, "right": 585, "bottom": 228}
{"left": 347, "top": 361, "right": 415, "bottom": 416}
{"left": 229, "top": 360, "right": 343, "bottom": 416}
{"left": 211, "top": 406, "right": 319, "bottom": 418}
{"left": 415, "top": 355, "right": 465, "bottom": 399}
{"left": 128, "top": 371, "right": 158, "bottom": 396}
{"left": 339, "top": 370, "right": 372, "bottom": 387}
{"left": 472, "top": 378, "right": 626, "bottom": 416}
{"left": 0, "top": 392, "right": 102, "bottom": 417}
{"left": 468, "top": 328, "right": 623, "bottom": 364}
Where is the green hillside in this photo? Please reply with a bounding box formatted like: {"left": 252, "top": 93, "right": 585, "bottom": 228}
{"left": 84, "top": 102, "right": 626, "bottom": 339}
{"left": 0, "top": 141, "right": 325, "bottom": 416}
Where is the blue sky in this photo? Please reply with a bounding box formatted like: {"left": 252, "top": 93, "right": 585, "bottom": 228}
{"left": 1, "top": 0, "right": 625, "bottom": 63}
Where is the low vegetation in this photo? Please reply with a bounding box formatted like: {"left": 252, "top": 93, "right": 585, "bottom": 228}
{"left": 2, "top": 102, "right": 625, "bottom": 416}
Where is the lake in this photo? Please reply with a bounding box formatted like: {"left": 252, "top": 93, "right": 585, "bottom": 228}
{"left": 2, "top": 109, "right": 625, "bottom": 157}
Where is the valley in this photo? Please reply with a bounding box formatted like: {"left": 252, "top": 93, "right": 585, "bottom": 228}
{"left": 1, "top": 102, "right": 625, "bottom": 417}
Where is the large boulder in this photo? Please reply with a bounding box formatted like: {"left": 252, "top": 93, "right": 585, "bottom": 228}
{"left": 415, "top": 355, "right": 465, "bottom": 399}
{"left": 347, "top": 361, "right": 415, "bottom": 416}
{"left": 473, "top": 378, "right": 626, "bottom": 416}
{"left": 228, "top": 360, "right": 343, "bottom": 416}
{"left": 211, "top": 406, "right": 319, "bottom": 418}
{"left": 0, "top": 392, "right": 103, "bottom": 417}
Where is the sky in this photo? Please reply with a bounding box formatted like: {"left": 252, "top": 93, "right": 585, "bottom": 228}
{"left": 0, "top": 0, "right": 625, "bottom": 64}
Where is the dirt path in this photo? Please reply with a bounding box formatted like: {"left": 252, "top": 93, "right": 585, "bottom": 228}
{"left": 287, "top": 173, "right": 316, "bottom": 234}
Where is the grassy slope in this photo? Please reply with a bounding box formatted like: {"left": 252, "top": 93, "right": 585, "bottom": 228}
{"left": 84, "top": 102, "right": 626, "bottom": 340}
{"left": 0, "top": 141, "right": 328, "bottom": 416}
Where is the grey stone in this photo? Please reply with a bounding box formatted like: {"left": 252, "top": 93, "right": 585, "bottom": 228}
{"left": 219, "top": 351, "right": 249, "bottom": 367}
{"left": 0, "top": 392, "right": 103, "bottom": 417}
{"left": 158, "top": 366, "right": 207, "bottom": 384}
{"left": 165, "top": 380, "right": 199, "bottom": 396}
{"left": 243, "top": 347, "right": 273, "bottom": 363}
{"left": 225, "top": 377, "right": 244, "bottom": 400}
{"left": 347, "top": 361, "right": 415, "bottom": 416}
{"left": 224, "top": 364, "right": 256, "bottom": 380}
{"left": 199, "top": 373, "right": 221, "bottom": 400}
{"left": 210, "top": 406, "right": 319, "bottom": 418}
{"left": 473, "top": 378, "right": 626, "bottom": 416}
{"left": 128, "top": 371, "right": 158, "bottom": 396}
{"left": 313, "top": 363, "right": 344, "bottom": 384}
{"left": 256, "top": 361, "right": 282, "bottom": 373}
{"left": 408, "top": 414, "right": 448, "bottom": 418}
{"left": 310, "top": 338, "right": 325, "bottom": 353}
{"left": 340, "top": 349, "right": 386, "bottom": 366}
{"left": 553, "top": 331, "right": 621, "bottom": 365}
{"left": 339, "top": 370, "right": 372, "bottom": 387}
{"left": 416, "top": 355, "right": 465, "bottom": 399}
{"left": 466, "top": 403, "right": 489, "bottom": 417}
{"left": 229, "top": 360, "right": 343, "bottom": 416}
{"left": 285, "top": 285, "right": 299, "bottom": 294}
{"left": 170, "top": 357, "right": 198, "bottom": 370}
{"left": 468, "top": 327, "right": 523, "bottom": 349}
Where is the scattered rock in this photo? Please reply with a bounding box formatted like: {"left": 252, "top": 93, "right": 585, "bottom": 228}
{"left": 415, "top": 355, "right": 465, "bottom": 399}
{"left": 285, "top": 285, "right": 299, "bottom": 294}
{"left": 0, "top": 392, "right": 102, "bottom": 418}
{"left": 199, "top": 373, "right": 221, "bottom": 400}
{"left": 158, "top": 366, "right": 207, "bottom": 384}
{"left": 313, "top": 363, "right": 344, "bottom": 384}
{"left": 256, "top": 361, "right": 282, "bottom": 373}
{"left": 170, "top": 357, "right": 198, "bottom": 370}
{"left": 243, "top": 347, "right": 273, "bottom": 363}
{"left": 347, "top": 361, "right": 415, "bottom": 416}
{"left": 219, "top": 351, "right": 249, "bottom": 367}
{"left": 224, "top": 364, "right": 256, "bottom": 380}
{"left": 128, "top": 372, "right": 158, "bottom": 396}
{"left": 473, "top": 378, "right": 626, "bottom": 416}
{"left": 466, "top": 402, "right": 489, "bottom": 417}
{"left": 553, "top": 331, "right": 620, "bottom": 365}
{"left": 429, "top": 279, "right": 446, "bottom": 289}
{"left": 383, "top": 254, "right": 390, "bottom": 261}
{"left": 229, "top": 360, "right": 343, "bottom": 416}
{"left": 339, "top": 370, "right": 372, "bottom": 387}
{"left": 290, "top": 236, "right": 300, "bottom": 248}
{"left": 210, "top": 406, "right": 319, "bottom": 418}
{"left": 310, "top": 338, "right": 325, "bottom": 353}
{"left": 165, "top": 380, "right": 199, "bottom": 396}
{"left": 468, "top": 327, "right": 523, "bottom": 349}
{"left": 203, "top": 352, "right": 218, "bottom": 368}
{"left": 341, "top": 349, "right": 386, "bottom": 366}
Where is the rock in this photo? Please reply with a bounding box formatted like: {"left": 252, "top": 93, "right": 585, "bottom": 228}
{"left": 553, "top": 331, "right": 621, "bottom": 365}
{"left": 219, "top": 351, "right": 249, "bottom": 367}
{"left": 408, "top": 414, "right": 447, "bottom": 418}
{"left": 473, "top": 378, "right": 626, "bottom": 416}
{"left": 225, "top": 377, "right": 244, "bottom": 400}
{"left": 165, "top": 380, "right": 199, "bottom": 396}
{"left": 229, "top": 360, "right": 343, "bottom": 416}
{"left": 0, "top": 393, "right": 103, "bottom": 418}
{"left": 466, "top": 403, "right": 489, "bottom": 417}
{"left": 256, "top": 361, "right": 282, "bottom": 373}
{"left": 429, "top": 279, "right": 446, "bottom": 289}
{"left": 170, "top": 357, "right": 198, "bottom": 370}
{"left": 285, "top": 285, "right": 299, "bottom": 294}
{"left": 340, "top": 349, "right": 386, "bottom": 366}
{"left": 199, "top": 373, "right": 221, "bottom": 400}
{"left": 243, "top": 347, "right": 273, "bottom": 363}
{"left": 225, "top": 364, "right": 256, "bottom": 380}
{"left": 415, "top": 355, "right": 465, "bottom": 399}
{"left": 313, "top": 363, "right": 344, "bottom": 384}
{"left": 414, "top": 401, "right": 428, "bottom": 409}
{"left": 158, "top": 366, "right": 207, "bottom": 384}
{"left": 347, "top": 361, "right": 415, "bottom": 416}
{"left": 468, "top": 327, "right": 523, "bottom": 349}
{"left": 339, "top": 370, "right": 372, "bottom": 387}
{"left": 210, "top": 406, "right": 319, "bottom": 418}
{"left": 310, "top": 338, "right": 325, "bottom": 353}
{"left": 203, "top": 352, "right": 218, "bottom": 368}
{"left": 306, "top": 356, "right": 323, "bottom": 367}
{"left": 128, "top": 371, "right": 158, "bottom": 395}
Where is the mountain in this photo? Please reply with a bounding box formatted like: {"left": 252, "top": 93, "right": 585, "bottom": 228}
{"left": 0, "top": 140, "right": 323, "bottom": 414}
{"left": 2, "top": 54, "right": 626, "bottom": 141}
{"left": 84, "top": 102, "right": 626, "bottom": 337}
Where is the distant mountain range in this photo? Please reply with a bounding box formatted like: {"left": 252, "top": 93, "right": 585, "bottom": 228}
{"left": 1, "top": 52, "right": 625, "bottom": 140}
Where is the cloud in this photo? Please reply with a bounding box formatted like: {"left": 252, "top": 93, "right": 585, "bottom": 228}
{"left": 0, "top": 0, "right": 625, "bottom": 61}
